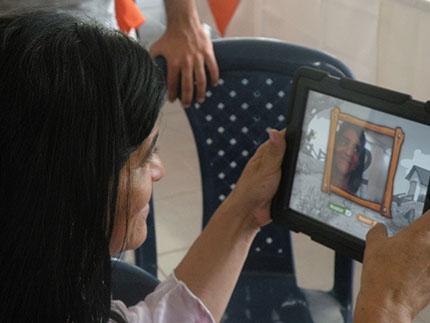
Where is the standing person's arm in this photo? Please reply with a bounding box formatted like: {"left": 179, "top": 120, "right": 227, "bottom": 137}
{"left": 175, "top": 129, "right": 285, "bottom": 321}
{"left": 354, "top": 211, "right": 430, "bottom": 322}
{"left": 150, "top": 0, "right": 219, "bottom": 107}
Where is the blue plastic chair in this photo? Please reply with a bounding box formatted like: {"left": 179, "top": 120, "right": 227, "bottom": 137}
{"left": 111, "top": 258, "right": 160, "bottom": 306}
{"left": 160, "top": 38, "right": 355, "bottom": 323}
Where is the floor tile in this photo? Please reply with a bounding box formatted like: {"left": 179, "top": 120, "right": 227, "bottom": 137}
{"left": 416, "top": 306, "right": 430, "bottom": 322}
{"left": 154, "top": 190, "right": 202, "bottom": 254}
{"left": 157, "top": 248, "right": 189, "bottom": 279}
{"left": 292, "top": 233, "right": 334, "bottom": 291}
{"left": 153, "top": 103, "right": 201, "bottom": 200}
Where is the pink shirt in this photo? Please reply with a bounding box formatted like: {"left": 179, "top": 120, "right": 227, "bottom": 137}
{"left": 110, "top": 273, "right": 215, "bottom": 322}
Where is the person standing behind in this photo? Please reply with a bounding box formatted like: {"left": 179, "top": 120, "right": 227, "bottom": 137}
{"left": 0, "top": 0, "right": 219, "bottom": 107}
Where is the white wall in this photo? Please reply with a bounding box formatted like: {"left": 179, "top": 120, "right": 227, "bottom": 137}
{"left": 197, "top": 0, "right": 430, "bottom": 101}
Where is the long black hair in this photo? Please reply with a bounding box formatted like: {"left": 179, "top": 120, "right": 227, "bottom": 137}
{"left": 0, "top": 11, "right": 165, "bottom": 322}
{"left": 334, "top": 122, "right": 367, "bottom": 194}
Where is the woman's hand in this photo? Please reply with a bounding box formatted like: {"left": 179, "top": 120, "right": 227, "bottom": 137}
{"left": 175, "top": 129, "right": 286, "bottom": 321}
{"left": 355, "top": 210, "right": 430, "bottom": 322}
{"left": 225, "top": 129, "right": 287, "bottom": 229}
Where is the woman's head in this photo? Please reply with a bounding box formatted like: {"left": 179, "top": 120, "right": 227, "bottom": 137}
{"left": 110, "top": 128, "right": 165, "bottom": 254}
{"left": 333, "top": 122, "right": 366, "bottom": 193}
{"left": 0, "top": 11, "right": 165, "bottom": 321}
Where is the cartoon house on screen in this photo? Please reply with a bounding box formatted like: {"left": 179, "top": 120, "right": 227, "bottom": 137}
{"left": 405, "top": 166, "right": 430, "bottom": 202}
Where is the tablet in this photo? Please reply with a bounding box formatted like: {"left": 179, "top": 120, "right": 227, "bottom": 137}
{"left": 272, "top": 67, "right": 430, "bottom": 261}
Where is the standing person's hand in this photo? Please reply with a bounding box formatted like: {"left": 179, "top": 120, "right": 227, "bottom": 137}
{"left": 150, "top": 1, "right": 219, "bottom": 107}
{"left": 355, "top": 210, "right": 430, "bottom": 322}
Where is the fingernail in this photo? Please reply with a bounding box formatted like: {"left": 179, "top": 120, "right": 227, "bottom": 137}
{"left": 268, "top": 129, "right": 281, "bottom": 145}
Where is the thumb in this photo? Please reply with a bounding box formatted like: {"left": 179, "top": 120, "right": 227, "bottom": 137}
{"left": 265, "top": 129, "right": 286, "bottom": 167}
{"left": 366, "top": 223, "right": 388, "bottom": 247}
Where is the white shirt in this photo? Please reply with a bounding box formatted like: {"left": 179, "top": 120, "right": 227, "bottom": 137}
{"left": 110, "top": 273, "right": 215, "bottom": 323}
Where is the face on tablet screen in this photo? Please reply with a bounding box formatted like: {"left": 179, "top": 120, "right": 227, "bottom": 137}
{"left": 289, "top": 90, "right": 430, "bottom": 240}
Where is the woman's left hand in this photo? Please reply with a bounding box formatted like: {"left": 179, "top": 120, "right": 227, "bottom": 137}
{"left": 175, "top": 129, "right": 286, "bottom": 321}
{"left": 226, "top": 129, "right": 286, "bottom": 228}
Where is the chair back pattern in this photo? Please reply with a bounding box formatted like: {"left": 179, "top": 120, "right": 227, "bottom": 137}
{"left": 154, "top": 38, "right": 355, "bottom": 322}
{"left": 185, "top": 38, "right": 352, "bottom": 276}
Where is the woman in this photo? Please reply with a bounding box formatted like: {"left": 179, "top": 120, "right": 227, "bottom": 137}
{"left": 0, "top": 11, "right": 163, "bottom": 321}
{"left": 0, "top": 11, "right": 429, "bottom": 323}
{"left": 332, "top": 122, "right": 366, "bottom": 195}
{"left": 0, "top": 11, "right": 276, "bottom": 322}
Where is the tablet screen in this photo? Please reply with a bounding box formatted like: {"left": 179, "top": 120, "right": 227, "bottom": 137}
{"left": 289, "top": 90, "right": 430, "bottom": 240}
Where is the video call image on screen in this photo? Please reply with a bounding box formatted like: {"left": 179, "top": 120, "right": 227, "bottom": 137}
{"left": 289, "top": 91, "right": 430, "bottom": 240}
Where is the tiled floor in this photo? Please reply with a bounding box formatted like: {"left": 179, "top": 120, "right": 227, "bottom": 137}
{"left": 150, "top": 99, "right": 430, "bottom": 322}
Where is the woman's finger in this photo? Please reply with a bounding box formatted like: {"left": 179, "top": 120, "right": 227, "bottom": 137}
{"left": 264, "top": 129, "right": 286, "bottom": 167}
{"left": 365, "top": 223, "right": 388, "bottom": 247}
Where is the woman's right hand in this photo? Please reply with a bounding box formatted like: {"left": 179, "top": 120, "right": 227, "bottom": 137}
{"left": 223, "top": 129, "right": 286, "bottom": 229}
{"left": 355, "top": 209, "right": 430, "bottom": 322}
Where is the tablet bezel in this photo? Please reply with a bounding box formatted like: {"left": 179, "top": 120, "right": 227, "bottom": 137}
{"left": 271, "top": 67, "right": 430, "bottom": 262}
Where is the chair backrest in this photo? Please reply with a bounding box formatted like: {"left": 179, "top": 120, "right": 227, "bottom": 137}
{"left": 178, "top": 39, "right": 355, "bottom": 316}
{"left": 184, "top": 37, "right": 352, "bottom": 273}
